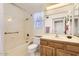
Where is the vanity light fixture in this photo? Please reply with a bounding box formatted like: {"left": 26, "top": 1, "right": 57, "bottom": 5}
{"left": 46, "top": 3, "right": 70, "bottom": 10}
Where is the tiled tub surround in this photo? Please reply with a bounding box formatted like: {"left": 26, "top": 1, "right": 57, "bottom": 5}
{"left": 40, "top": 34, "right": 79, "bottom": 56}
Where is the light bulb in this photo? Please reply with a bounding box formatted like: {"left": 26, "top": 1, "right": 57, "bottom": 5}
{"left": 8, "top": 17, "right": 12, "bottom": 22}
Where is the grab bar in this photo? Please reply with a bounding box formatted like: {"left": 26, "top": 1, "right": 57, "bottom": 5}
{"left": 4, "top": 32, "right": 19, "bottom": 34}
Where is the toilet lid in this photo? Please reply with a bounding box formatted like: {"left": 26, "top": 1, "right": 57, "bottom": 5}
{"left": 28, "top": 44, "right": 38, "bottom": 49}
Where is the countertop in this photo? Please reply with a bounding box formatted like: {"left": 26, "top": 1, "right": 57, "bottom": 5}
{"left": 40, "top": 34, "right": 79, "bottom": 44}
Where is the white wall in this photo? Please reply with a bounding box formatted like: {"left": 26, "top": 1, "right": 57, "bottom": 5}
{"left": 24, "top": 15, "right": 34, "bottom": 41}
{"left": 44, "top": 16, "right": 53, "bottom": 33}
{"left": 24, "top": 11, "right": 45, "bottom": 39}
{"left": 0, "top": 3, "right": 4, "bottom": 56}
{"left": 4, "top": 3, "right": 27, "bottom": 56}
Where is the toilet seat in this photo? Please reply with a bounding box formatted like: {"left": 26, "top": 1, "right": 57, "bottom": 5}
{"left": 28, "top": 44, "right": 38, "bottom": 50}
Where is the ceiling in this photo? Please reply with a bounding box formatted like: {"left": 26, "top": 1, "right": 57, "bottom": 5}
{"left": 15, "top": 3, "right": 57, "bottom": 15}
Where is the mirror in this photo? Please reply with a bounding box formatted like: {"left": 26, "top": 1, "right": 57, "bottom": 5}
{"left": 54, "top": 20, "right": 64, "bottom": 35}
{"left": 74, "top": 19, "right": 79, "bottom": 37}
{"left": 44, "top": 3, "right": 79, "bottom": 37}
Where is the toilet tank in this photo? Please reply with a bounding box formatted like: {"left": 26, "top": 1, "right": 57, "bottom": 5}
{"left": 32, "top": 37, "right": 40, "bottom": 44}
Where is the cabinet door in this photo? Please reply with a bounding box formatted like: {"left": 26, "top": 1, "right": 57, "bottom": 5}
{"left": 40, "top": 45, "right": 43, "bottom": 56}
{"left": 56, "top": 49, "right": 72, "bottom": 56}
{"left": 40, "top": 45, "right": 55, "bottom": 56}
{"left": 66, "top": 45, "right": 79, "bottom": 53}
{"left": 40, "top": 45, "right": 47, "bottom": 56}
{"left": 46, "top": 46, "right": 55, "bottom": 56}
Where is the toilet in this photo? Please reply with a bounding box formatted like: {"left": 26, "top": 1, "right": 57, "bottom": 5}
{"left": 28, "top": 37, "right": 40, "bottom": 56}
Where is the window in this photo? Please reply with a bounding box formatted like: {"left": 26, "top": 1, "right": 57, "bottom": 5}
{"left": 33, "top": 12, "right": 43, "bottom": 29}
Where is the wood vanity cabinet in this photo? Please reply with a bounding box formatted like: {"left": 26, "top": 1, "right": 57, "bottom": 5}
{"left": 56, "top": 49, "right": 77, "bottom": 56}
{"left": 40, "top": 38, "right": 79, "bottom": 56}
{"left": 40, "top": 39, "right": 55, "bottom": 56}
{"left": 40, "top": 45, "right": 54, "bottom": 56}
{"left": 40, "top": 45, "right": 46, "bottom": 56}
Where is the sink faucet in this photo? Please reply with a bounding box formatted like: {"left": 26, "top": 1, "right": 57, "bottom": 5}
{"left": 55, "top": 33, "right": 58, "bottom": 37}
{"left": 55, "top": 31, "right": 58, "bottom": 37}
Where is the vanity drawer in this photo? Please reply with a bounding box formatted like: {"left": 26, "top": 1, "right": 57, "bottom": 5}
{"left": 66, "top": 45, "right": 79, "bottom": 53}
{"left": 40, "top": 39, "right": 48, "bottom": 46}
{"left": 56, "top": 49, "right": 78, "bottom": 56}
{"left": 48, "top": 40, "right": 65, "bottom": 49}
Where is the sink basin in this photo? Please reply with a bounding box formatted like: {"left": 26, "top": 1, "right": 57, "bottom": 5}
{"left": 67, "top": 36, "right": 72, "bottom": 39}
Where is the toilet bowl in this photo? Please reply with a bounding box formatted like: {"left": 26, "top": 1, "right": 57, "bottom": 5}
{"left": 28, "top": 37, "right": 40, "bottom": 56}
{"left": 28, "top": 44, "right": 38, "bottom": 52}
